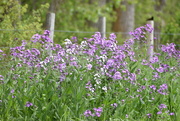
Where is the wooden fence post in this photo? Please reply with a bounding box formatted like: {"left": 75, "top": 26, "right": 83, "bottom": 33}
{"left": 98, "top": 0, "right": 106, "bottom": 38}
{"left": 98, "top": 16, "right": 106, "bottom": 38}
{"left": 46, "top": 12, "right": 55, "bottom": 42}
{"left": 46, "top": 12, "right": 55, "bottom": 56}
{"left": 147, "top": 19, "right": 154, "bottom": 61}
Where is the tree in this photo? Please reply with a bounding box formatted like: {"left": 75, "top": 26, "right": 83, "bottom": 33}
{"left": 0, "top": 0, "right": 48, "bottom": 48}
{"left": 112, "top": 0, "right": 135, "bottom": 39}
{"left": 154, "top": 0, "right": 166, "bottom": 51}
{"left": 161, "top": 0, "right": 180, "bottom": 49}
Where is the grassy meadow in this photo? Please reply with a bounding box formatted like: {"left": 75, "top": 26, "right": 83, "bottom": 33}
{"left": 0, "top": 25, "right": 180, "bottom": 121}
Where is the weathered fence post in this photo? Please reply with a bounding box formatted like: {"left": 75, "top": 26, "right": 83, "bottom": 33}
{"left": 98, "top": 0, "right": 106, "bottom": 38}
{"left": 46, "top": 12, "right": 55, "bottom": 42}
{"left": 46, "top": 12, "right": 55, "bottom": 56}
{"left": 147, "top": 19, "right": 154, "bottom": 61}
{"left": 98, "top": 16, "right": 106, "bottom": 38}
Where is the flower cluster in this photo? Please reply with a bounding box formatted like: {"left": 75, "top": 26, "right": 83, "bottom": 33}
{"left": 157, "top": 104, "right": 174, "bottom": 116}
{"left": 84, "top": 107, "right": 103, "bottom": 117}
{"left": 25, "top": 101, "right": 33, "bottom": 107}
{"left": 157, "top": 84, "right": 168, "bottom": 95}
{"left": 1, "top": 24, "right": 178, "bottom": 120}
{"left": 0, "top": 75, "right": 4, "bottom": 81}
{"left": 161, "top": 43, "right": 180, "bottom": 59}
{"left": 110, "top": 103, "right": 118, "bottom": 108}
{"left": 129, "top": 24, "right": 153, "bottom": 42}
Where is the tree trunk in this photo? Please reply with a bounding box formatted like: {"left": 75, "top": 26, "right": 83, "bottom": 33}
{"left": 112, "top": 0, "right": 135, "bottom": 39}
{"left": 154, "top": 0, "right": 166, "bottom": 51}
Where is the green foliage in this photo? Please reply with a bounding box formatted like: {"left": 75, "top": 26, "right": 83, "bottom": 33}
{"left": 0, "top": 0, "right": 49, "bottom": 49}
{"left": 161, "top": 21, "right": 180, "bottom": 48}
{"left": 53, "top": 0, "right": 116, "bottom": 43}
{"left": 0, "top": 30, "right": 179, "bottom": 120}
{"left": 160, "top": 0, "right": 180, "bottom": 48}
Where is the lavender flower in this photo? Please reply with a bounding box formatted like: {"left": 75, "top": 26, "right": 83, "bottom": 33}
{"left": 153, "top": 72, "right": 159, "bottom": 79}
{"left": 85, "top": 81, "right": 95, "bottom": 92}
{"left": 158, "top": 104, "right": 167, "bottom": 110}
{"left": 0, "top": 75, "right": 4, "bottom": 80}
{"left": 113, "top": 71, "right": 122, "bottom": 80}
{"left": 44, "top": 30, "right": 50, "bottom": 36}
{"left": 12, "top": 95, "right": 16, "bottom": 98}
{"left": 157, "top": 84, "right": 168, "bottom": 95}
{"left": 156, "top": 67, "right": 164, "bottom": 73}
{"left": 84, "top": 110, "right": 93, "bottom": 117}
{"left": 10, "top": 89, "right": 14, "bottom": 93}
{"left": 86, "top": 64, "right": 92, "bottom": 70}
{"left": 169, "top": 112, "right": 175, "bottom": 115}
{"left": 157, "top": 111, "right": 162, "bottom": 114}
{"left": 149, "top": 85, "right": 156, "bottom": 90}
{"left": 93, "top": 107, "right": 103, "bottom": 117}
{"left": 146, "top": 113, "right": 152, "bottom": 118}
{"left": 150, "top": 56, "right": 159, "bottom": 63}
{"left": 111, "top": 103, "right": 118, "bottom": 108}
{"left": 93, "top": 107, "right": 103, "bottom": 112}
{"left": 84, "top": 107, "right": 103, "bottom": 117}
{"left": 25, "top": 102, "right": 33, "bottom": 107}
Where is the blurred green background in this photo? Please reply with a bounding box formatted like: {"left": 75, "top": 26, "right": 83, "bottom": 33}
{"left": 0, "top": 0, "right": 180, "bottom": 49}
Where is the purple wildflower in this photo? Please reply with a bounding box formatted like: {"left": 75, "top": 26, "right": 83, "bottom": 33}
{"left": 0, "top": 75, "right": 4, "bottom": 80}
{"left": 141, "top": 59, "right": 149, "bottom": 65}
{"left": 86, "top": 64, "right": 92, "bottom": 70}
{"left": 84, "top": 107, "right": 103, "bottom": 117}
{"left": 141, "top": 86, "right": 146, "bottom": 90}
{"left": 111, "top": 103, "right": 118, "bottom": 108}
{"left": 109, "top": 33, "right": 117, "bottom": 42}
{"left": 129, "top": 73, "right": 136, "bottom": 81}
{"left": 12, "top": 95, "right": 16, "bottom": 98}
{"left": 70, "top": 61, "right": 78, "bottom": 67}
{"left": 31, "top": 34, "right": 41, "bottom": 43}
{"left": 169, "top": 112, "right": 175, "bottom": 115}
{"left": 93, "top": 107, "right": 103, "bottom": 117}
{"left": 25, "top": 102, "right": 33, "bottom": 107}
{"left": 10, "top": 89, "right": 14, "bottom": 93}
{"left": 157, "top": 84, "right": 168, "bottom": 95}
{"left": 113, "top": 71, "right": 122, "bottom": 80}
{"left": 149, "top": 85, "right": 156, "bottom": 90}
{"left": 153, "top": 72, "right": 159, "bottom": 79}
{"left": 160, "top": 84, "right": 168, "bottom": 90}
{"left": 150, "top": 56, "right": 159, "bottom": 63}
{"left": 146, "top": 113, "right": 152, "bottom": 118}
{"left": 84, "top": 110, "right": 93, "bottom": 117}
{"left": 85, "top": 81, "right": 95, "bottom": 92}
{"left": 93, "top": 107, "right": 103, "bottom": 112}
{"left": 106, "top": 59, "right": 114, "bottom": 68}
{"left": 44, "top": 30, "right": 50, "bottom": 36}
{"left": 156, "top": 67, "right": 164, "bottom": 73}
{"left": 95, "top": 112, "right": 101, "bottom": 117}
{"left": 158, "top": 104, "right": 167, "bottom": 110}
{"left": 157, "top": 111, "right": 162, "bottom": 114}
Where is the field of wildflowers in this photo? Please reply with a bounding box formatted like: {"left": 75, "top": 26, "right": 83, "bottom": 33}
{"left": 0, "top": 25, "right": 180, "bottom": 121}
